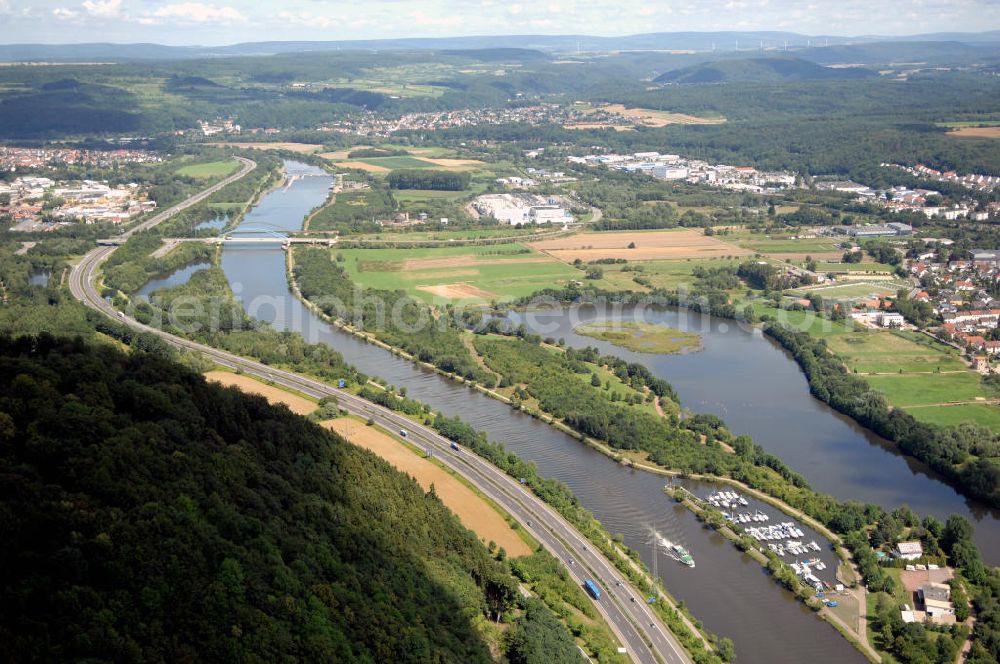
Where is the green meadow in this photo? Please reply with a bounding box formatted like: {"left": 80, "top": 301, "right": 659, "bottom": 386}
{"left": 336, "top": 245, "right": 581, "bottom": 303}
{"left": 176, "top": 160, "right": 240, "bottom": 178}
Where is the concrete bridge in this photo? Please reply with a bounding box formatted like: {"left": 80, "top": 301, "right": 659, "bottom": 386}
{"left": 99, "top": 234, "right": 333, "bottom": 248}
{"left": 144, "top": 235, "right": 336, "bottom": 257}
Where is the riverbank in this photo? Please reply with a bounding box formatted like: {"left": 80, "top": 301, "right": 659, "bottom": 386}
{"left": 284, "top": 250, "right": 719, "bottom": 656}
{"left": 283, "top": 253, "right": 894, "bottom": 660}
{"left": 153, "top": 160, "right": 911, "bottom": 662}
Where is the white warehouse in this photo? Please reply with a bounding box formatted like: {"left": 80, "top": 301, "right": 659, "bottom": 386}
{"left": 473, "top": 193, "right": 572, "bottom": 225}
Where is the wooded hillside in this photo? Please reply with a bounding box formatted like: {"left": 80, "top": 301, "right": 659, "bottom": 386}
{"left": 0, "top": 334, "right": 580, "bottom": 663}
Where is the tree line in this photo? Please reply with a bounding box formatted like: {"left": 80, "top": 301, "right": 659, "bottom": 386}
{"left": 764, "top": 322, "right": 1000, "bottom": 509}
{"left": 388, "top": 169, "right": 470, "bottom": 191}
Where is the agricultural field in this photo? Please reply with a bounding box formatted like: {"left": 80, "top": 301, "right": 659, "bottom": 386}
{"left": 907, "top": 404, "right": 1000, "bottom": 430}
{"left": 946, "top": 126, "right": 1000, "bottom": 139}
{"left": 754, "top": 305, "right": 1000, "bottom": 427}
{"left": 587, "top": 257, "right": 748, "bottom": 293}
{"left": 329, "top": 152, "right": 490, "bottom": 175}
{"left": 529, "top": 229, "right": 751, "bottom": 262}
{"left": 356, "top": 156, "right": 442, "bottom": 170}
{"left": 865, "top": 372, "right": 990, "bottom": 408}
{"left": 936, "top": 120, "right": 1000, "bottom": 128}
{"left": 175, "top": 159, "right": 241, "bottom": 179}
{"left": 824, "top": 330, "right": 966, "bottom": 374}
{"left": 567, "top": 102, "right": 726, "bottom": 129}
{"left": 337, "top": 244, "right": 581, "bottom": 303}
{"left": 754, "top": 305, "right": 852, "bottom": 338}
{"left": 214, "top": 142, "right": 323, "bottom": 154}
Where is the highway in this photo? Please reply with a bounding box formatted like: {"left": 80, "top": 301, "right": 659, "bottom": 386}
{"left": 69, "top": 157, "right": 693, "bottom": 664}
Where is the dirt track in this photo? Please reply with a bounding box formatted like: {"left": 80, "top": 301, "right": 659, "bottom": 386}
{"left": 338, "top": 161, "right": 390, "bottom": 172}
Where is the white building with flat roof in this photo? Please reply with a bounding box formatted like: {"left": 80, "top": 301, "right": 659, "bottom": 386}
{"left": 473, "top": 193, "right": 571, "bottom": 225}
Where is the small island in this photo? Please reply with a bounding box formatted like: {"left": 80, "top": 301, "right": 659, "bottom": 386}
{"left": 575, "top": 321, "right": 702, "bottom": 354}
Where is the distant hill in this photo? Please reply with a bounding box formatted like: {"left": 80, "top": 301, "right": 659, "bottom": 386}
{"left": 0, "top": 334, "right": 578, "bottom": 662}
{"left": 794, "top": 40, "right": 995, "bottom": 66}
{"left": 163, "top": 75, "right": 223, "bottom": 91}
{"left": 441, "top": 47, "right": 550, "bottom": 62}
{"left": 654, "top": 57, "right": 876, "bottom": 84}
{"left": 1, "top": 31, "right": 999, "bottom": 61}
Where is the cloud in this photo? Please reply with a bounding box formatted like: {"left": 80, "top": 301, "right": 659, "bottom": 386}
{"left": 52, "top": 6, "right": 79, "bottom": 18}
{"left": 277, "top": 9, "right": 337, "bottom": 29}
{"left": 144, "top": 2, "right": 245, "bottom": 24}
{"left": 82, "top": 0, "right": 121, "bottom": 16}
{"left": 408, "top": 9, "right": 463, "bottom": 27}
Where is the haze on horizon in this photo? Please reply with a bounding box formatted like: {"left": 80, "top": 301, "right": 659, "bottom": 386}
{"left": 1, "top": 0, "right": 999, "bottom": 47}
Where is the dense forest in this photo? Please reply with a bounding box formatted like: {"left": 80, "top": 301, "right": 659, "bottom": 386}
{"left": 0, "top": 333, "right": 589, "bottom": 663}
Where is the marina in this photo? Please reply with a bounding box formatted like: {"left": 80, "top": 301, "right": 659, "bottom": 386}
{"left": 694, "top": 487, "right": 838, "bottom": 588}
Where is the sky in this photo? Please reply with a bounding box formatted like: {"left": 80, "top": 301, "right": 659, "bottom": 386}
{"left": 0, "top": 0, "right": 998, "bottom": 45}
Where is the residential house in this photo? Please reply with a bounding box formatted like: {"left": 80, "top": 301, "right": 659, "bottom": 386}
{"left": 894, "top": 541, "right": 924, "bottom": 561}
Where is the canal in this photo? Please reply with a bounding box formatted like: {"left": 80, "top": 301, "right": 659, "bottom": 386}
{"left": 210, "top": 162, "right": 863, "bottom": 663}
{"left": 142, "top": 160, "right": 1000, "bottom": 662}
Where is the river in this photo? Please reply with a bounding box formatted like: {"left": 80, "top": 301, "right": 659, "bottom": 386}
{"left": 502, "top": 304, "right": 1000, "bottom": 564}
{"left": 186, "top": 161, "right": 861, "bottom": 663}
{"left": 140, "top": 159, "right": 1000, "bottom": 659}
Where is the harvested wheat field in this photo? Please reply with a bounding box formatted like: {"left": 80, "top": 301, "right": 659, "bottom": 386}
{"left": 530, "top": 229, "right": 751, "bottom": 262}
{"left": 215, "top": 142, "right": 323, "bottom": 153}
{"left": 338, "top": 161, "right": 390, "bottom": 172}
{"left": 565, "top": 123, "right": 636, "bottom": 131}
{"left": 318, "top": 146, "right": 373, "bottom": 160}
{"left": 948, "top": 126, "right": 1000, "bottom": 139}
{"left": 419, "top": 158, "right": 485, "bottom": 170}
{"left": 598, "top": 104, "right": 726, "bottom": 126}
{"left": 323, "top": 418, "right": 531, "bottom": 556}
{"left": 416, "top": 283, "right": 500, "bottom": 299}
{"left": 204, "top": 371, "right": 317, "bottom": 416}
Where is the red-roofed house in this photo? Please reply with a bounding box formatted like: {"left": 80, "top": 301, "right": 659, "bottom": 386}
{"left": 965, "top": 335, "right": 987, "bottom": 351}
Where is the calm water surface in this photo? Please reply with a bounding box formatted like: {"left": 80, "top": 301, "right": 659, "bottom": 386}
{"left": 209, "top": 162, "right": 864, "bottom": 663}
{"left": 504, "top": 305, "right": 1000, "bottom": 565}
